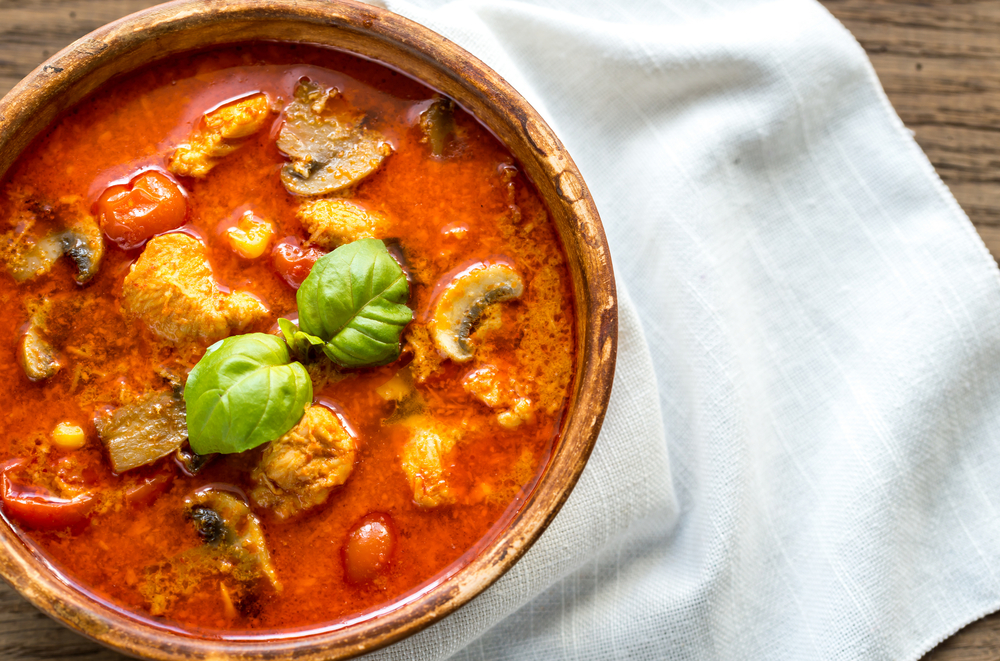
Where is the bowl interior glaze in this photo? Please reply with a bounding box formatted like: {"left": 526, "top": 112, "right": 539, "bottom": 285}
{"left": 0, "top": 1, "right": 616, "bottom": 658}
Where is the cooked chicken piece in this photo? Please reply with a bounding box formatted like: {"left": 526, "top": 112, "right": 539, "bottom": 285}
{"left": 250, "top": 405, "right": 357, "bottom": 519}
{"left": 400, "top": 420, "right": 461, "bottom": 508}
{"left": 462, "top": 364, "right": 535, "bottom": 429}
{"left": 1, "top": 194, "right": 104, "bottom": 284}
{"left": 169, "top": 93, "right": 272, "bottom": 177}
{"left": 122, "top": 233, "right": 269, "bottom": 345}
{"left": 403, "top": 324, "right": 444, "bottom": 384}
{"left": 296, "top": 199, "right": 389, "bottom": 249}
{"left": 277, "top": 80, "right": 392, "bottom": 196}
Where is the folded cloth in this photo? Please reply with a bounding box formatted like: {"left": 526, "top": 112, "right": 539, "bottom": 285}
{"left": 364, "top": 0, "right": 1000, "bottom": 658}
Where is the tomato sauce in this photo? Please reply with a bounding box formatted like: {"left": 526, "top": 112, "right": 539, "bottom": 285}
{"left": 0, "top": 43, "right": 575, "bottom": 636}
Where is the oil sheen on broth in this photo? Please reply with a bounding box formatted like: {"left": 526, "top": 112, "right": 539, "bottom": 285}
{"left": 0, "top": 44, "right": 575, "bottom": 634}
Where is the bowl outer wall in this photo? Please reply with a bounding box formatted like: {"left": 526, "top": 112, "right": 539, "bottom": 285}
{"left": 0, "top": 1, "right": 618, "bottom": 659}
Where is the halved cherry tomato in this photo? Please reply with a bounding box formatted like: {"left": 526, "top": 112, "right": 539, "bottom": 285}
{"left": 124, "top": 471, "right": 174, "bottom": 508}
{"left": 97, "top": 170, "right": 187, "bottom": 250}
{"left": 0, "top": 464, "right": 95, "bottom": 530}
{"left": 272, "top": 237, "right": 325, "bottom": 289}
{"left": 343, "top": 512, "right": 397, "bottom": 584}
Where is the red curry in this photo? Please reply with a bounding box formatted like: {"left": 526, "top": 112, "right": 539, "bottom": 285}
{"left": 0, "top": 43, "right": 575, "bottom": 635}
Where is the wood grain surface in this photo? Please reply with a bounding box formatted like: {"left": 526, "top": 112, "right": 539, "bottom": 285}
{"left": 0, "top": 0, "right": 998, "bottom": 659}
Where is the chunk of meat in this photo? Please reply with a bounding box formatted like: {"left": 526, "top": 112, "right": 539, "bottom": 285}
{"left": 94, "top": 391, "right": 187, "bottom": 473}
{"left": 122, "top": 233, "right": 269, "bottom": 345}
{"left": 399, "top": 420, "right": 461, "bottom": 508}
{"left": 402, "top": 324, "right": 444, "bottom": 384}
{"left": 1, "top": 194, "right": 104, "bottom": 284}
{"left": 250, "top": 404, "right": 357, "bottom": 519}
{"left": 277, "top": 80, "right": 392, "bottom": 196}
{"left": 296, "top": 199, "right": 389, "bottom": 249}
{"left": 169, "top": 93, "right": 272, "bottom": 177}
{"left": 462, "top": 364, "right": 535, "bottom": 429}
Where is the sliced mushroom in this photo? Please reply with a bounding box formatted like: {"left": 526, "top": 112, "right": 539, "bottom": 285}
{"left": 419, "top": 96, "right": 456, "bottom": 157}
{"left": 60, "top": 218, "right": 104, "bottom": 283}
{"left": 17, "top": 299, "right": 61, "bottom": 381}
{"left": 185, "top": 488, "right": 281, "bottom": 591}
{"left": 277, "top": 80, "right": 392, "bottom": 196}
{"left": 2, "top": 196, "right": 104, "bottom": 285}
{"left": 429, "top": 262, "right": 524, "bottom": 362}
{"left": 18, "top": 323, "right": 60, "bottom": 381}
{"left": 94, "top": 391, "right": 187, "bottom": 473}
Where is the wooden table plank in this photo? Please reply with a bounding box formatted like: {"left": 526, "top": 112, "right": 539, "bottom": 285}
{"left": 1, "top": 0, "right": 999, "bottom": 659}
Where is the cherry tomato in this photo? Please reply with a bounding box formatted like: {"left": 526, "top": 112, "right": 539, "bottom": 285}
{"left": 343, "top": 512, "right": 397, "bottom": 584}
{"left": 272, "top": 237, "right": 325, "bottom": 289}
{"left": 0, "top": 463, "right": 95, "bottom": 530}
{"left": 97, "top": 170, "right": 187, "bottom": 250}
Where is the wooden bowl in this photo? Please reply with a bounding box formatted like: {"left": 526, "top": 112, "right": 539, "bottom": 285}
{"left": 0, "top": 1, "right": 617, "bottom": 658}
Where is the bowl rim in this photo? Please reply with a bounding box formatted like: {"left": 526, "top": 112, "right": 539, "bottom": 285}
{"left": 0, "top": 1, "right": 618, "bottom": 658}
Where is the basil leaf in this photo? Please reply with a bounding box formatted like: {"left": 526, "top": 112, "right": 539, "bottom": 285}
{"left": 278, "top": 317, "right": 325, "bottom": 360}
{"left": 184, "top": 333, "right": 313, "bottom": 454}
{"left": 297, "top": 238, "right": 412, "bottom": 367}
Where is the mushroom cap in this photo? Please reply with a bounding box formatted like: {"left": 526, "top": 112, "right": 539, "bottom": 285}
{"left": 277, "top": 80, "right": 391, "bottom": 196}
{"left": 430, "top": 261, "right": 524, "bottom": 362}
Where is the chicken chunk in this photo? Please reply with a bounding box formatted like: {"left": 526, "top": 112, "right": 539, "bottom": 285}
{"left": 403, "top": 324, "right": 444, "bottom": 384}
{"left": 400, "top": 420, "right": 461, "bottom": 508}
{"left": 169, "top": 93, "right": 272, "bottom": 178}
{"left": 463, "top": 364, "right": 535, "bottom": 429}
{"left": 296, "top": 199, "right": 390, "bottom": 250}
{"left": 122, "top": 233, "right": 269, "bottom": 345}
{"left": 250, "top": 404, "right": 357, "bottom": 519}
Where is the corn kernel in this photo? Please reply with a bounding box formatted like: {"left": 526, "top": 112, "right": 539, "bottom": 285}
{"left": 227, "top": 211, "right": 274, "bottom": 259}
{"left": 51, "top": 422, "right": 86, "bottom": 450}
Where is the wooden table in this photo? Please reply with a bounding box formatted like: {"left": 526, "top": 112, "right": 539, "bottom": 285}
{"left": 0, "top": 0, "right": 998, "bottom": 658}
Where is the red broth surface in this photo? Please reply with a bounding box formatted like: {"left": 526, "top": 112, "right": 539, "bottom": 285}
{"left": 0, "top": 43, "right": 575, "bottom": 635}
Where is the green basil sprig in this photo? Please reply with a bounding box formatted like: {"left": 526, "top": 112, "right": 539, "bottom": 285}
{"left": 295, "top": 238, "right": 412, "bottom": 367}
{"left": 278, "top": 317, "right": 325, "bottom": 360}
{"left": 184, "top": 333, "right": 313, "bottom": 455}
{"left": 184, "top": 239, "right": 413, "bottom": 455}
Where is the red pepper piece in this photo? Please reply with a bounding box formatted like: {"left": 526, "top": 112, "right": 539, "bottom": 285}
{"left": 1, "top": 466, "right": 96, "bottom": 530}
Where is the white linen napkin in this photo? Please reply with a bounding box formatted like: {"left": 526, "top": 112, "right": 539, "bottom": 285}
{"left": 362, "top": 0, "right": 1000, "bottom": 658}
